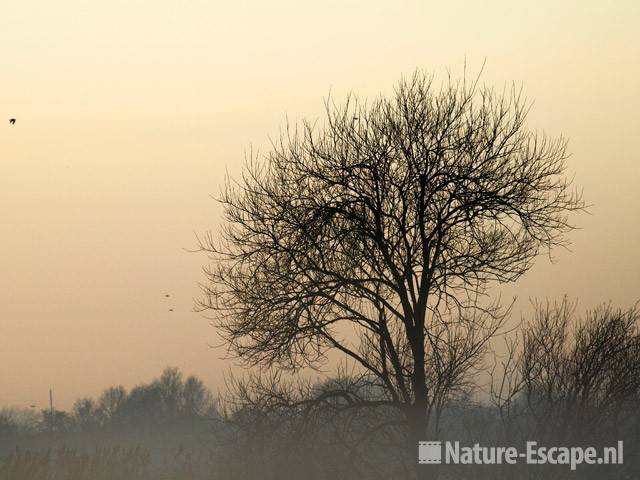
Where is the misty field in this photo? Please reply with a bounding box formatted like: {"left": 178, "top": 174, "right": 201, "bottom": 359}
{"left": 1, "top": 447, "right": 151, "bottom": 480}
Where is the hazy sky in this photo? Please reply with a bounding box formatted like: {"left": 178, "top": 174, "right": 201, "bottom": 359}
{"left": 2, "top": 0, "right": 639, "bottom": 409}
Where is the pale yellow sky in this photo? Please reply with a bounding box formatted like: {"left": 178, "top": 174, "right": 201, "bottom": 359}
{"left": 1, "top": 0, "right": 639, "bottom": 409}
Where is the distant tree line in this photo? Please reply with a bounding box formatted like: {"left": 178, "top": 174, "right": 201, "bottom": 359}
{"left": 70, "top": 366, "right": 217, "bottom": 433}
{"left": 0, "top": 367, "right": 217, "bottom": 458}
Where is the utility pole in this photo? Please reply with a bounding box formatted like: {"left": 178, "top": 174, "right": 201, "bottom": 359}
{"left": 49, "top": 388, "right": 54, "bottom": 415}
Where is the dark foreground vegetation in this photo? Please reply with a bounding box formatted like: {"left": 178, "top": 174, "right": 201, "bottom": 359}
{"left": 214, "top": 300, "right": 640, "bottom": 480}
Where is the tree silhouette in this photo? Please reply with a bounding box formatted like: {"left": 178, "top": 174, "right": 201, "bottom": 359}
{"left": 198, "top": 70, "right": 584, "bottom": 476}
{"left": 72, "top": 398, "right": 100, "bottom": 432}
{"left": 97, "top": 385, "right": 127, "bottom": 426}
{"left": 157, "top": 367, "right": 184, "bottom": 419}
{"left": 493, "top": 299, "right": 640, "bottom": 445}
{"left": 182, "top": 375, "right": 213, "bottom": 417}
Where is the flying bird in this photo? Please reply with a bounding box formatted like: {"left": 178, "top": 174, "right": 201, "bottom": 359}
{"left": 165, "top": 294, "right": 170, "bottom": 297}
{"left": 169, "top": 309, "right": 174, "bottom": 312}
{"left": 9, "top": 118, "right": 16, "bottom": 125}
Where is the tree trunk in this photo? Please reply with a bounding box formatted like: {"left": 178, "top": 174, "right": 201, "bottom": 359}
{"left": 408, "top": 401, "right": 440, "bottom": 480}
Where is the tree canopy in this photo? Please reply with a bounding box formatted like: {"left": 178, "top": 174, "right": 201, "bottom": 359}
{"left": 199, "top": 71, "right": 584, "bottom": 446}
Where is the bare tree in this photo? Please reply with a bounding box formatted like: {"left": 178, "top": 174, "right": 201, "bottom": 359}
{"left": 217, "top": 369, "right": 408, "bottom": 480}
{"left": 198, "top": 70, "right": 583, "bottom": 476}
{"left": 493, "top": 299, "right": 640, "bottom": 445}
{"left": 183, "top": 375, "right": 215, "bottom": 417}
{"left": 156, "top": 366, "right": 184, "bottom": 419}
{"left": 72, "top": 397, "right": 100, "bottom": 432}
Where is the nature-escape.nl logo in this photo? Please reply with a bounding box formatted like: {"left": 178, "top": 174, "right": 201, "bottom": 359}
{"left": 418, "top": 440, "right": 624, "bottom": 471}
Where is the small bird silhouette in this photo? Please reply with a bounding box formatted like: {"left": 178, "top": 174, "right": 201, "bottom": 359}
{"left": 165, "top": 294, "right": 170, "bottom": 297}
{"left": 169, "top": 308, "right": 174, "bottom": 312}
{"left": 9, "top": 118, "right": 16, "bottom": 125}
